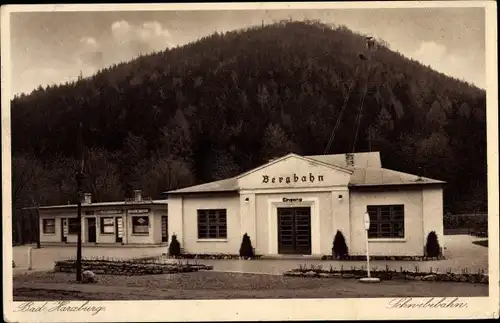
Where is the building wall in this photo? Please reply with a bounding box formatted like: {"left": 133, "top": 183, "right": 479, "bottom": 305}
{"left": 422, "top": 187, "right": 445, "bottom": 250}
{"left": 349, "top": 189, "right": 424, "bottom": 256}
{"left": 39, "top": 211, "right": 64, "bottom": 243}
{"left": 254, "top": 191, "right": 335, "bottom": 256}
{"left": 126, "top": 210, "right": 154, "bottom": 244}
{"left": 331, "top": 188, "right": 351, "bottom": 253}
{"left": 152, "top": 206, "right": 168, "bottom": 244}
{"left": 179, "top": 194, "right": 241, "bottom": 254}
{"left": 238, "top": 155, "right": 351, "bottom": 190}
{"left": 168, "top": 196, "right": 184, "bottom": 246}
{"left": 39, "top": 204, "right": 168, "bottom": 245}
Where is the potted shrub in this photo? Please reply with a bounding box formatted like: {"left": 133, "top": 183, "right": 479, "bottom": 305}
{"left": 332, "top": 230, "right": 349, "bottom": 260}
{"left": 425, "top": 231, "right": 441, "bottom": 258}
{"left": 239, "top": 233, "right": 255, "bottom": 259}
{"left": 168, "top": 234, "right": 181, "bottom": 258}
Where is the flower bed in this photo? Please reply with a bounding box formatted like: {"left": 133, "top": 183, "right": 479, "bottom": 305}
{"left": 284, "top": 265, "right": 488, "bottom": 284}
{"left": 320, "top": 255, "right": 445, "bottom": 261}
{"left": 54, "top": 258, "right": 213, "bottom": 276}
{"left": 162, "top": 253, "right": 263, "bottom": 260}
{"left": 161, "top": 253, "right": 442, "bottom": 261}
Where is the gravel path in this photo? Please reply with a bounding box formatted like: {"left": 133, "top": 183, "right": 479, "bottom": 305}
{"left": 13, "top": 271, "right": 488, "bottom": 300}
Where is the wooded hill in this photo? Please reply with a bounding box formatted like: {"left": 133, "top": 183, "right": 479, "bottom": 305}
{"left": 11, "top": 20, "right": 487, "bottom": 225}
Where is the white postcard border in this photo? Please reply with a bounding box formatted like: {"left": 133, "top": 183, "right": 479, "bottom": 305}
{"left": 2, "top": 1, "right": 498, "bottom": 322}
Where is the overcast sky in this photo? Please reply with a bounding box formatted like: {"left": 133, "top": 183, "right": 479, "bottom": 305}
{"left": 8, "top": 6, "right": 486, "bottom": 97}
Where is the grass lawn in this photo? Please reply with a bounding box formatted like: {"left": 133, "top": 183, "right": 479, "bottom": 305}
{"left": 13, "top": 271, "right": 488, "bottom": 300}
{"left": 472, "top": 240, "right": 488, "bottom": 247}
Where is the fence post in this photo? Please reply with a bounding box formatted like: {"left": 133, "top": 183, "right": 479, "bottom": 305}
{"left": 28, "top": 247, "right": 33, "bottom": 270}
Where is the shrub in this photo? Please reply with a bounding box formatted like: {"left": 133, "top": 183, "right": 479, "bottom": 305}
{"left": 168, "top": 235, "right": 181, "bottom": 257}
{"left": 332, "top": 230, "right": 349, "bottom": 259}
{"left": 239, "top": 233, "right": 255, "bottom": 259}
{"left": 425, "top": 231, "right": 441, "bottom": 257}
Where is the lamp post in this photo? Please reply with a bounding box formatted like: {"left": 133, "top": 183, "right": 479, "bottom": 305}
{"left": 360, "top": 211, "right": 380, "bottom": 283}
{"left": 75, "top": 170, "right": 84, "bottom": 282}
{"left": 75, "top": 122, "right": 85, "bottom": 282}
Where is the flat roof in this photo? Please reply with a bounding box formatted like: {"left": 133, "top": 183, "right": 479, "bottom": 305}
{"left": 23, "top": 199, "right": 168, "bottom": 211}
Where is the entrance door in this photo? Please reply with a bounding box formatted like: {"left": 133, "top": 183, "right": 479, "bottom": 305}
{"left": 277, "top": 207, "right": 311, "bottom": 255}
{"left": 115, "top": 217, "right": 123, "bottom": 243}
{"left": 161, "top": 216, "right": 168, "bottom": 242}
{"left": 87, "top": 218, "right": 97, "bottom": 243}
{"left": 61, "top": 218, "right": 67, "bottom": 242}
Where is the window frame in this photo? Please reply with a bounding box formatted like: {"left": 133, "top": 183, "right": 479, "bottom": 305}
{"left": 42, "top": 218, "right": 56, "bottom": 234}
{"left": 197, "top": 209, "right": 227, "bottom": 240}
{"left": 67, "top": 217, "right": 80, "bottom": 235}
{"left": 366, "top": 205, "right": 405, "bottom": 239}
{"left": 131, "top": 215, "right": 150, "bottom": 235}
{"left": 100, "top": 217, "right": 115, "bottom": 234}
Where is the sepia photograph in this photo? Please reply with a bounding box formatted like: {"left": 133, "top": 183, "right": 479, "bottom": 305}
{"left": 2, "top": 1, "right": 498, "bottom": 322}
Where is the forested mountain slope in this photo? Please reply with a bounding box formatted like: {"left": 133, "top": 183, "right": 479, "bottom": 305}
{"left": 11, "top": 20, "right": 486, "bottom": 215}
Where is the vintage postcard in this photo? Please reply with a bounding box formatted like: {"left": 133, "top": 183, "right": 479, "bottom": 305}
{"left": 2, "top": 1, "right": 499, "bottom": 322}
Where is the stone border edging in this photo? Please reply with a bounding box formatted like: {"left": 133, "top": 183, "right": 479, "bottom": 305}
{"left": 164, "top": 253, "right": 262, "bottom": 260}
{"left": 284, "top": 267, "right": 488, "bottom": 284}
{"left": 54, "top": 259, "right": 213, "bottom": 276}
{"left": 162, "top": 253, "right": 444, "bottom": 261}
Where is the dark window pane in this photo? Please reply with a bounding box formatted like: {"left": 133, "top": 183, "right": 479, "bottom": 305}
{"left": 197, "top": 209, "right": 228, "bottom": 239}
{"left": 366, "top": 205, "right": 405, "bottom": 239}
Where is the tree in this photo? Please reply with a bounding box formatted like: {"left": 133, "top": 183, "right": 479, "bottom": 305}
{"left": 168, "top": 235, "right": 181, "bottom": 257}
{"left": 133, "top": 156, "right": 195, "bottom": 199}
{"left": 425, "top": 231, "right": 441, "bottom": 258}
{"left": 10, "top": 20, "right": 486, "bottom": 216}
{"left": 83, "top": 148, "right": 123, "bottom": 202}
{"left": 260, "top": 123, "right": 299, "bottom": 161}
{"left": 239, "top": 233, "right": 255, "bottom": 259}
{"left": 332, "top": 230, "right": 349, "bottom": 259}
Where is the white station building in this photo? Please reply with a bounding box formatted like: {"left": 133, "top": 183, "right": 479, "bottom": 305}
{"left": 166, "top": 152, "right": 445, "bottom": 257}
{"left": 36, "top": 190, "right": 169, "bottom": 246}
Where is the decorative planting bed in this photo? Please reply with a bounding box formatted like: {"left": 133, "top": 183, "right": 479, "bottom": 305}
{"left": 284, "top": 265, "right": 488, "bottom": 284}
{"left": 320, "top": 255, "right": 445, "bottom": 261}
{"left": 162, "top": 253, "right": 263, "bottom": 260}
{"left": 161, "top": 253, "right": 442, "bottom": 261}
{"left": 54, "top": 258, "right": 213, "bottom": 276}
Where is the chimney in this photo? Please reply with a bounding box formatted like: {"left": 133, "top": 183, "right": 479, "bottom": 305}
{"left": 345, "top": 153, "right": 355, "bottom": 167}
{"left": 82, "top": 193, "right": 92, "bottom": 204}
{"left": 134, "top": 190, "right": 142, "bottom": 202}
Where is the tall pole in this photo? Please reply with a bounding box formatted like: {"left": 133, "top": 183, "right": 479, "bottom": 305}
{"left": 35, "top": 205, "right": 41, "bottom": 249}
{"left": 360, "top": 211, "right": 379, "bottom": 283}
{"left": 30, "top": 196, "right": 41, "bottom": 249}
{"left": 76, "top": 122, "right": 84, "bottom": 282}
{"left": 365, "top": 227, "right": 371, "bottom": 278}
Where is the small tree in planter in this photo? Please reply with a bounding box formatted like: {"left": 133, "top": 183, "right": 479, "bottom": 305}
{"left": 168, "top": 235, "right": 181, "bottom": 258}
{"left": 239, "top": 233, "right": 255, "bottom": 259}
{"left": 425, "top": 231, "right": 441, "bottom": 258}
{"left": 332, "top": 230, "right": 349, "bottom": 260}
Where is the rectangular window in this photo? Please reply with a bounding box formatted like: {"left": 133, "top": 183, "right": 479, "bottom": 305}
{"left": 197, "top": 209, "right": 227, "bottom": 239}
{"left": 367, "top": 205, "right": 405, "bottom": 239}
{"left": 42, "top": 218, "right": 56, "bottom": 234}
{"left": 100, "top": 217, "right": 114, "bottom": 234}
{"left": 132, "top": 216, "right": 149, "bottom": 234}
{"left": 68, "top": 217, "right": 80, "bottom": 234}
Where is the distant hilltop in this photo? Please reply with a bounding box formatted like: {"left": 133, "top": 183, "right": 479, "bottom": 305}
{"left": 11, "top": 20, "right": 486, "bottom": 216}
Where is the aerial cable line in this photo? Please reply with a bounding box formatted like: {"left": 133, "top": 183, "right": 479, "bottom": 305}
{"left": 324, "top": 36, "right": 378, "bottom": 155}
{"left": 324, "top": 65, "right": 361, "bottom": 154}
{"left": 352, "top": 65, "right": 373, "bottom": 153}
{"left": 352, "top": 36, "right": 378, "bottom": 153}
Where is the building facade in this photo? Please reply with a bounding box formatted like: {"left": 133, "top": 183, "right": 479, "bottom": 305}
{"left": 166, "top": 152, "right": 445, "bottom": 257}
{"left": 37, "top": 190, "right": 168, "bottom": 246}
